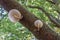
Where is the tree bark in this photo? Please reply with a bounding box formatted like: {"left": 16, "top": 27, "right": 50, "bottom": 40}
{"left": 0, "top": 0, "right": 60, "bottom": 40}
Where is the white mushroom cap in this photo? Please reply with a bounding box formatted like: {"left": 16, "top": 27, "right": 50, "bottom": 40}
{"left": 34, "top": 20, "right": 43, "bottom": 30}
{"left": 8, "top": 9, "right": 23, "bottom": 23}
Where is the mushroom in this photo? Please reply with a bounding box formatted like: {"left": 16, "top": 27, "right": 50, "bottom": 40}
{"left": 8, "top": 9, "right": 23, "bottom": 23}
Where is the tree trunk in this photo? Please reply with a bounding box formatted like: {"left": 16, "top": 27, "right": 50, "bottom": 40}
{"left": 0, "top": 0, "right": 60, "bottom": 40}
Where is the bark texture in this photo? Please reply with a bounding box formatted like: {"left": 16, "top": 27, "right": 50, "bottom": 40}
{"left": 0, "top": 0, "right": 60, "bottom": 40}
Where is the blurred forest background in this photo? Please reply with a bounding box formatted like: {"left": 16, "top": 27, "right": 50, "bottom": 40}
{"left": 0, "top": 0, "right": 60, "bottom": 40}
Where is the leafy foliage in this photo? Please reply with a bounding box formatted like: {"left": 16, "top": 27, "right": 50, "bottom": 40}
{"left": 0, "top": 0, "right": 60, "bottom": 40}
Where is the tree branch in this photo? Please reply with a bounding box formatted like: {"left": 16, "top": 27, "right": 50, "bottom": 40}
{"left": 46, "top": 0, "right": 60, "bottom": 14}
{"left": 46, "top": 0, "right": 56, "bottom": 4}
{"left": 27, "top": 5, "right": 60, "bottom": 27}
{"left": 46, "top": 0, "right": 57, "bottom": 4}
{"left": 0, "top": 0, "right": 60, "bottom": 40}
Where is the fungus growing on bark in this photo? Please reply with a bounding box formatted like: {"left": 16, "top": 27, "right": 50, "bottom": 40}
{"left": 8, "top": 9, "right": 23, "bottom": 23}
